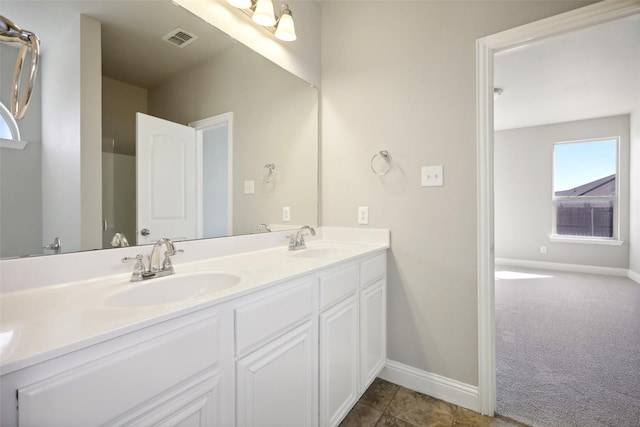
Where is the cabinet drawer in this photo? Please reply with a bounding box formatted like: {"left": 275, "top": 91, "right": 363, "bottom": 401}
{"left": 18, "top": 313, "right": 220, "bottom": 427}
{"left": 318, "top": 264, "right": 358, "bottom": 311}
{"left": 360, "top": 252, "right": 386, "bottom": 288}
{"left": 235, "top": 279, "right": 313, "bottom": 356}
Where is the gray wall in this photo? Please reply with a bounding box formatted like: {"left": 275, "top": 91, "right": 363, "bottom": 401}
{"left": 495, "top": 115, "right": 631, "bottom": 269}
{"left": 320, "top": 0, "right": 594, "bottom": 386}
{"left": 630, "top": 109, "right": 640, "bottom": 276}
{"left": 0, "top": 45, "right": 42, "bottom": 258}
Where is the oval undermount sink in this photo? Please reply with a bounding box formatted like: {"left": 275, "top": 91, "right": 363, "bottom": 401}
{"left": 105, "top": 272, "right": 241, "bottom": 307}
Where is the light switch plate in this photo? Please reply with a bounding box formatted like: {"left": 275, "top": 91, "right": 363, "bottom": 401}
{"left": 244, "top": 180, "right": 255, "bottom": 194}
{"left": 421, "top": 165, "right": 444, "bottom": 187}
{"left": 283, "top": 206, "right": 291, "bottom": 222}
{"left": 358, "top": 206, "right": 369, "bottom": 225}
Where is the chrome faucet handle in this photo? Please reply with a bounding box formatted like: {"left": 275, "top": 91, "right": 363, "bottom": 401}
{"left": 287, "top": 234, "right": 296, "bottom": 250}
{"left": 122, "top": 254, "right": 147, "bottom": 282}
{"left": 162, "top": 249, "right": 184, "bottom": 271}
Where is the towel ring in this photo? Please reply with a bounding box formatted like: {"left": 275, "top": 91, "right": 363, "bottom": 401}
{"left": 370, "top": 151, "right": 392, "bottom": 176}
{"left": 0, "top": 15, "right": 40, "bottom": 120}
{"left": 262, "top": 163, "right": 276, "bottom": 183}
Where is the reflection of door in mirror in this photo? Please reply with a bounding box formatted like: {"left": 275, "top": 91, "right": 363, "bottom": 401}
{"left": 136, "top": 113, "right": 197, "bottom": 245}
{"left": 192, "top": 113, "right": 233, "bottom": 239}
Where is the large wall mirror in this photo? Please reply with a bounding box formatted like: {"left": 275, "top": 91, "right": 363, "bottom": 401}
{"left": 0, "top": 1, "right": 318, "bottom": 259}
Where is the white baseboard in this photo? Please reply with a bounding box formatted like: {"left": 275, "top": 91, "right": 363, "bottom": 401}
{"left": 629, "top": 269, "right": 640, "bottom": 285}
{"left": 495, "top": 258, "right": 629, "bottom": 277}
{"left": 379, "top": 360, "right": 479, "bottom": 413}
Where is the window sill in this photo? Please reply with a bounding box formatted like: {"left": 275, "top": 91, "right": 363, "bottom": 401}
{"left": 0, "top": 138, "right": 28, "bottom": 150}
{"left": 550, "top": 235, "right": 624, "bottom": 246}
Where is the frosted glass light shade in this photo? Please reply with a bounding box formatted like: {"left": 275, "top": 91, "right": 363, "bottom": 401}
{"left": 227, "top": 0, "right": 252, "bottom": 9}
{"left": 253, "top": 0, "right": 276, "bottom": 26}
{"left": 275, "top": 12, "right": 296, "bottom": 41}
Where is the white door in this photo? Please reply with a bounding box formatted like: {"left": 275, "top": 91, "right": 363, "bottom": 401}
{"left": 319, "top": 295, "right": 359, "bottom": 427}
{"left": 360, "top": 280, "right": 386, "bottom": 392}
{"left": 236, "top": 322, "right": 315, "bottom": 427}
{"left": 136, "top": 113, "right": 197, "bottom": 245}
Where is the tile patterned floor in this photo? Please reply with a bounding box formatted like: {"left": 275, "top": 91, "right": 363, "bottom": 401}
{"left": 340, "top": 378, "right": 529, "bottom": 427}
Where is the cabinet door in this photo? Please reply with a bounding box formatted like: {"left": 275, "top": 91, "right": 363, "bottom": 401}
{"left": 360, "top": 279, "right": 386, "bottom": 392}
{"left": 319, "top": 295, "right": 358, "bottom": 427}
{"left": 236, "top": 322, "right": 315, "bottom": 427}
{"left": 16, "top": 311, "right": 232, "bottom": 427}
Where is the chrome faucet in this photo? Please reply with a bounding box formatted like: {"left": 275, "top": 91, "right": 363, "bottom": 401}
{"left": 122, "top": 238, "right": 183, "bottom": 282}
{"left": 288, "top": 226, "right": 316, "bottom": 251}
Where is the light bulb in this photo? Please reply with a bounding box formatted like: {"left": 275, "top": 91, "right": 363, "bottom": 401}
{"left": 226, "top": 0, "right": 252, "bottom": 8}
{"left": 275, "top": 7, "right": 296, "bottom": 41}
{"left": 253, "top": 0, "right": 276, "bottom": 26}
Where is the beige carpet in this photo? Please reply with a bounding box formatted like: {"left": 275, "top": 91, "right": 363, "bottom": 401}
{"left": 495, "top": 266, "right": 640, "bottom": 427}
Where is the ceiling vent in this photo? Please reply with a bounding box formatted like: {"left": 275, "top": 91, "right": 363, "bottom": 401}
{"left": 162, "top": 28, "right": 198, "bottom": 48}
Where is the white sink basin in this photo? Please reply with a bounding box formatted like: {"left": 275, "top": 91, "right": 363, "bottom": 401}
{"left": 105, "top": 272, "right": 241, "bottom": 307}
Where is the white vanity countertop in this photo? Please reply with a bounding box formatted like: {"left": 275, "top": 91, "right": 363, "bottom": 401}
{"left": 0, "top": 230, "right": 389, "bottom": 375}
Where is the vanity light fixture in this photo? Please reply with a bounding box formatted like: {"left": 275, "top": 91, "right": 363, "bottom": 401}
{"left": 225, "top": 0, "right": 297, "bottom": 42}
{"left": 252, "top": 0, "right": 276, "bottom": 26}
{"left": 275, "top": 4, "right": 296, "bottom": 41}
{"left": 227, "top": 0, "right": 252, "bottom": 8}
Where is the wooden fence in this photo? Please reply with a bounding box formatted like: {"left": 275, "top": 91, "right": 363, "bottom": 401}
{"left": 556, "top": 205, "right": 613, "bottom": 237}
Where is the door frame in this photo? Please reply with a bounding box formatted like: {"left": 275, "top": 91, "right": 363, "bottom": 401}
{"left": 190, "top": 112, "right": 234, "bottom": 238}
{"left": 475, "top": 1, "right": 640, "bottom": 416}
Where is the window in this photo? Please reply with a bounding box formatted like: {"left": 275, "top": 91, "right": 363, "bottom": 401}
{"left": 0, "top": 101, "right": 25, "bottom": 149}
{"left": 0, "top": 102, "right": 20, "bottom": 140}
{"left": 553, "top": 138, "right": 618, "bottom": 240}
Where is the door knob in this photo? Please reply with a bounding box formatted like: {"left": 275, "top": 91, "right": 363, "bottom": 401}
{"left": 141, "top": 228, "right": 150, "bottom": 236}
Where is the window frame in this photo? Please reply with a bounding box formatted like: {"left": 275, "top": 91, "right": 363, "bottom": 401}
{"left": 551, "top": 137, "right": 620, "bottom": 242}
{"left": 0, "top": 101, "right": 27, "bottom": 150}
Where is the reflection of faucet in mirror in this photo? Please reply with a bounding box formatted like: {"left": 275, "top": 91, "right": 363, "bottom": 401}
{"left": 288, "top": 226, "right": 315, "bottom": 251}
{"left": 256, "top": 224, "right": 271, "bottom": 233}
{"left": 42, "top": 237, "right": 61, "bottom": 254}
{"left": 110, "top": 232, "right": 130, "bottom": 248}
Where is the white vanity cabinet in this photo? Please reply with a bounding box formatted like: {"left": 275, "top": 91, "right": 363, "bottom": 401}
{"left": 0, "top": 245, "right": 388, "bottom": 427}
{"left": 318, "top": 251, "right": 387, "bottom": 427}
{"left": 359, "top": 252, "right": 387, "bottom": 392}
{"left": 0, "top": 307, "right": 234, "bottom": 427}
{"left": 318, "top": 264, "right": 359, "bottom": 427}
{"left": 234, "top": 277, "right": 317, "bottom": 427}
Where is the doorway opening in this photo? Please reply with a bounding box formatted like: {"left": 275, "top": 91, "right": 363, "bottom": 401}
{"left": 476, "top": 0, "right": 640, "bottom": 419}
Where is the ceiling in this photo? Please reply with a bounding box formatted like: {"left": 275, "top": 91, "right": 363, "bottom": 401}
{"left": 2, "top": 1, "right": 237, "bottom": 88}
{"left": 494, "top": 13, "right": 640, "bottom": 131}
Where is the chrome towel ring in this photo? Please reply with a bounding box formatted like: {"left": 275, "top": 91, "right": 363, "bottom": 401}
{"left": 0, "top": 15, "right": 40, "bottom": 120}
{"left": 262, "top": 163, "right": 276, "bottom": 183}
{"left": 370, "top": 150, "right": 392, "bottom": 175}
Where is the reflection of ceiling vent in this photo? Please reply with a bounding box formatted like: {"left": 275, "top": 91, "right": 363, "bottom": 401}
{"left": 162, "top": 28, "right": 198, "bottom": 48}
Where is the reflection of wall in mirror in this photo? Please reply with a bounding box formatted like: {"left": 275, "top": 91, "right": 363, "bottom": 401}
{"left": 149, "top": 44, "right": 318, "bottom": 235}
{"left": 101, "top": 77, "right": 147, "bottom": 248}
{"left": 40, "top": 15, "right": 102, "bottom": 255}
{"left": 0, "top": 43, "right": 43, "bottom": 258}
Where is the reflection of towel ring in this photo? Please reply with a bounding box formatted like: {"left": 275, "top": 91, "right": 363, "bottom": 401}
{"left": 0, "top": 15, "right": 40, "bottom": 120}
{"left": 370, "top": 151, "right": 392, "bottom": 175}
{"left": 262, "top": 163, "right": 276, "bottom": 183}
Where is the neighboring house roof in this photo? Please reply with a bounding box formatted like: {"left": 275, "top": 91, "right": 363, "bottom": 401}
{"left": 555, "top": 174, "right": 616, "bottom": 197}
